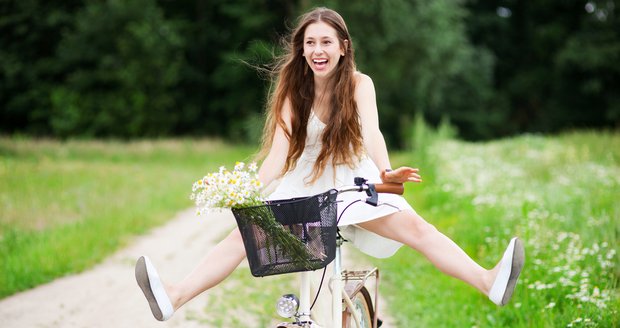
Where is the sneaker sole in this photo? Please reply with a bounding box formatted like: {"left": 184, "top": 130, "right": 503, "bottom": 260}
{"left": 135, "top": 256, "right": 164, "bottom": 321}
{"left": 501, "top": 238, "right": 525, "bottom": 305}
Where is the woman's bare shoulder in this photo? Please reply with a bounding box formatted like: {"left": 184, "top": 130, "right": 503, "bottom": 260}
{"left": 353, "top": 71, "right": 376, "bottom": 97}
{"left": 354, "top": 71, "right": 373, "bottom": 86}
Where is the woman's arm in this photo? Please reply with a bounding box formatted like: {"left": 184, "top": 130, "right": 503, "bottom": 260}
{"left": 355, "top": 73, "right": 422, "bottom": 184}
{"left": 355, "top": 73, "right": 391, "bottom": 172}
{"left": 258, "top": 98, "right": 292, "bottom": 188}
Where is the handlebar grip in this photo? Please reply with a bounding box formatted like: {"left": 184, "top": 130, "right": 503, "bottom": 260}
{"left": 374, "top": 183, "right": 404, "bottom": 195}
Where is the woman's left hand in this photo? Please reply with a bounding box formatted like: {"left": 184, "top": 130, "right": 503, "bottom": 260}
{"left": 380, "top": 167, "right": 422, "bottom": 184}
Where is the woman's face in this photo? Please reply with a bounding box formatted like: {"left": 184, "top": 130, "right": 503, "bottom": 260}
{"left": 303, "top": 22, "right": 345, "bottom": 79}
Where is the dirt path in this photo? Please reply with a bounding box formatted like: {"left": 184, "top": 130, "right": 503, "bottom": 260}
{"left": 0, "top": 209, "right": 234, "bottom": 328}
{"left": 0, "top": 209, "right": 396, "bottom": 327}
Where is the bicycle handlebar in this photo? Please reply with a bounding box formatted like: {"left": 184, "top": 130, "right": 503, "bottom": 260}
{"left": 374, "top": 182, "right": 404, "bottom": 195}
{"left": 335, "top": 180, "right": 404, "bottom": 196}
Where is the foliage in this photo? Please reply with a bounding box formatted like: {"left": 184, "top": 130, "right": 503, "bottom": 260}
{"left": 0, "top": 0, "right": 83, "bottom": 134}
{"left": 553, "top": 2, "right": 620, "bottom": 128}
{"left": 156, "top": 0, "right": 292, "bottom": 140}
{"left": 465, "top": 0, "right": 620, "bottom": 136}
{"left": 49, "top": 0, "right": 185, "bottom": 137}
{"left": 1, "top": 0, "right": 619, "bottom": 142}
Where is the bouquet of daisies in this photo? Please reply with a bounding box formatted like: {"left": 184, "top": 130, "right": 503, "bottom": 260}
{"left": 190, "top": 162, "right": 312, "bottom": 269}
{"left": 190, "top": 162, "right": 264, "bottom": 214}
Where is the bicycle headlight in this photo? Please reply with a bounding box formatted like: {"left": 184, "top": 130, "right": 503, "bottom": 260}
{"left": 275, "top": 294, "right": 299, "bottom": 318}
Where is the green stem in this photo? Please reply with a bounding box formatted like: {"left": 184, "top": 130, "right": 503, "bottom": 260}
{"left": 241, "top": 206, "right": 314, "bottom": 269}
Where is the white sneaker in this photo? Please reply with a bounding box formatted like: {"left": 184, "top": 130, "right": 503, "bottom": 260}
{"left": 135, "top": 256, "right": 174, "bottom": 321}
{"left": 488, "top": 237, "right": 525, "bottom": 306}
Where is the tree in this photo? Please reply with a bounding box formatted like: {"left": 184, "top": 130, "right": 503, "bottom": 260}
{"left": 156, "top": 0, "right": 294, "bottom": 141}
{"left": 49, "top": 0, "right": 185, "bottom": 137}
{"left": 465, "top": 0, "right": 620, "bottom": 134}
{"left": 553, "top": 1, "right": 620, "bottom": 129}
{"left": 0, "top": 0, "right": 83, "bottom": 135}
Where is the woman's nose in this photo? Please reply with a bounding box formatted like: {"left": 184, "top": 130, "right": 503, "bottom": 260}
{"left": 314, "top": 45, "right": 323, "bottom": 54}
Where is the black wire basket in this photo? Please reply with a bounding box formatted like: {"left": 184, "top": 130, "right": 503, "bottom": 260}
{"left": 231, "top": 189, "right": 338, "bottom": 277}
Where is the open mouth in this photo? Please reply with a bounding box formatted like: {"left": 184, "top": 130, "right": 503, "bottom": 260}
{"left": 312, "top": 59, "right": 328, "bottom": 70}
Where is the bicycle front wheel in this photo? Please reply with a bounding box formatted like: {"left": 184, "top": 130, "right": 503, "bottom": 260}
{"left": 343, "top": 286, "right": 374, "bottom": 328}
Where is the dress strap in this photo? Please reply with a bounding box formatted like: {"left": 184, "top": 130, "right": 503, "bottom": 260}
{"left": 310, "top": 110, "right": 326, "bottom": 126}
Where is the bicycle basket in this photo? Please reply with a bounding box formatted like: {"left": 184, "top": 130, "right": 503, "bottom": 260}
{"left": 231, "top": 189, "right": 338, "bottom": 277}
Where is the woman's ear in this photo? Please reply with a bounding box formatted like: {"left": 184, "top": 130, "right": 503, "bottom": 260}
{"left": 341, "top": 39, "right": 349, "bottom": 56}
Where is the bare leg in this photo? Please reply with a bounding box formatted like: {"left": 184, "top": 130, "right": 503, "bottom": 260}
{"left": 357, "top": 210, "right": 498, "bottom": 295}
{"left": 166, "top": 228, "right": 246, "bottom": 310}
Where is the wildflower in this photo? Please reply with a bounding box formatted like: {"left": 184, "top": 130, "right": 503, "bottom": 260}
{"left": 191, "top": 162, "right": 264, "bottom": 214}
{"left": 248, "top": 162, "right": 258, "bottom": 172}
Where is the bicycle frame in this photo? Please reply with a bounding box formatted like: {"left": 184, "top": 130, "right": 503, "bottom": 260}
{"left": 293, "top": 239, "right": 379, "bottom": 328}
{"left": 276, "top": 179, "right": 401, "bottom": 327}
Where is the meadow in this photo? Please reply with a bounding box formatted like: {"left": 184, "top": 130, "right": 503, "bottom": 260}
{"left": 0, "top": 131, "right": 618, "bottom": 327}
{"left": 378, "top": 131, "right": 619, "bottom": 327}
{"left": 0, "top": 137, "right": 253, "bottom": 298}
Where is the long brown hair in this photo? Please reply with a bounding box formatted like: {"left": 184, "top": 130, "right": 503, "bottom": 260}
{"left": 260, "top": 7, "right": 363, "bottom": 182}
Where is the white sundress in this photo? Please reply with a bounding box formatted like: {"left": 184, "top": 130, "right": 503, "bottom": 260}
{"left": 268, "top": 111, "right": 416, "bottom": 258}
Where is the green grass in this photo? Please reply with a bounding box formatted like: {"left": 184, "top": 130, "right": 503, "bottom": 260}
{"left": 187, "top": 267, "right": 296, "bottom": 327}
{"left": 1, "top": 132, "right": 617, "bottom": 327}
{"left": 377, "top": 131, "right": 619, "bottom": 327}
{"left": 0, "top": 137, "right": 254, "bottom": 298}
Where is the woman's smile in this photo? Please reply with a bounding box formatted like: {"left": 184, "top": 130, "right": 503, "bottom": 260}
{"left": 312, "top": 58, "right": 329, "bottom": 71}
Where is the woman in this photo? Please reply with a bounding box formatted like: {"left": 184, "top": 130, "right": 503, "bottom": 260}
{"left": 135, "top": 7, "right": 525, "bottom": 322}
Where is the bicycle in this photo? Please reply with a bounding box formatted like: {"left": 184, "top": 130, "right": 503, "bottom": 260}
{"left": 231, "top": 177, "right": 404, "bottom": 328}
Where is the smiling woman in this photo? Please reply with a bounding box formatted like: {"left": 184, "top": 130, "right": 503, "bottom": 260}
{"left": 135, "top": 7, "right": 526, "bottom": 326}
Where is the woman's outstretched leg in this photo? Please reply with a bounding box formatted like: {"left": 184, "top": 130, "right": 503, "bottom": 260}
{"left": 357, "top": 210, "right": 523, "bottom": 304}
{"left": 168, "top": 228, "right": 246, "bottom": 309}
{"left": 136, "top": 228, "right": 246, "bottom": 320}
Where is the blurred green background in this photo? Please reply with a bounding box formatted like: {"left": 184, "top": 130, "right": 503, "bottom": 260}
{"left": 1, "top": 1, "right": 618, "bottom": 327}
{"left": 2, "top": 0, "right": 618, "bottom": 144}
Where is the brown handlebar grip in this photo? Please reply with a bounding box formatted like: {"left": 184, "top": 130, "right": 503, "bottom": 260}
{"left": 374, "top": 183, "right": 404, "bottom": 195}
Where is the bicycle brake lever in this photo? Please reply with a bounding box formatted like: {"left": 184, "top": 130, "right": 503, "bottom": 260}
{"left": 354, "top": 177, "right": 379, "bottom": 205}
{"left": 365, "top": 184, "right": 378, "bottom": 206}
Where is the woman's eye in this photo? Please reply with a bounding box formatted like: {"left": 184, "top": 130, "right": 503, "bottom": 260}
{"left": 306, "top": 41, "right": 314, "bottom": 45}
